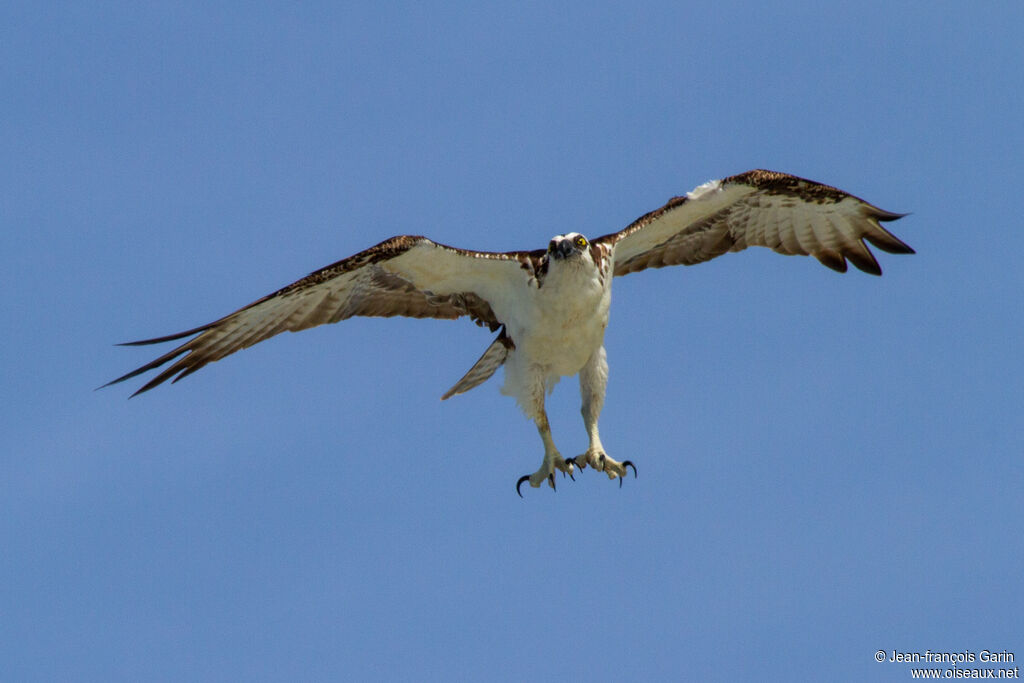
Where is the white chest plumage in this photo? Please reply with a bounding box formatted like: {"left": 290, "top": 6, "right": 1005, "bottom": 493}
{"left": 502, "top": 253, "right": 611, "bottom": 379}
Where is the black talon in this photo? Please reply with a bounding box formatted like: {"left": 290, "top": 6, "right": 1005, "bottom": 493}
{"left": 517, "top": 469, "right": 568, "bottom": 497}
{"left": 516, "top": 475, "right": 530, "bottom": 498}
{"left": 618, "top": 460, "right": 638, "bottom": 488}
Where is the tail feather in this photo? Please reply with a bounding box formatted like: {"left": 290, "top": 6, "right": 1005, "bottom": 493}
{"left": 441, "top": 328, "right": 514, "bottom": 400}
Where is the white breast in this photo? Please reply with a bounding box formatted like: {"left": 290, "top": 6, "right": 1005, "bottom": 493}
{"left": 503, "top": 258, "right": 611, "bottom": 378}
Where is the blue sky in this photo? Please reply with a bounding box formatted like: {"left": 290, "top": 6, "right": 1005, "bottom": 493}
{"left": 3, "top": 2, "right": 1022, "bottom": 680}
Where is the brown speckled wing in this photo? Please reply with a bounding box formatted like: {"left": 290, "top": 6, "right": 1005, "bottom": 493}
{"left": 596, "top": 169, "right": 913, "bottom": 277}
{"left": 105, "top": 235, "right": 543, "bottom": 396}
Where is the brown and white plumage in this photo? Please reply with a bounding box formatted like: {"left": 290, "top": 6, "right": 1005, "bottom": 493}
{"left": 106, "top": 170, "right": 913, "bottom": 493}
{"left": 599, "top": 169, "right": 911, "bottom": 276}
{"left": 107, "top": 236, "right": 541, "bottom": 396}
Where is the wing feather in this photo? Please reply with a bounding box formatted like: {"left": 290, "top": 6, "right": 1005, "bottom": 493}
{"left": 105, "top": 235, "right": 540, "bottom": 395}
{"left": 597, "top": 169, "right": 913, "bottom": 277}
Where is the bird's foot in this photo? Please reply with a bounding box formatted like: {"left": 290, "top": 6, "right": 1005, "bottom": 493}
{"left": 569, "top": 449, "right": 637, "bottom": 487}
{"left": 516, "top": 453, "right": 576, "bottom": 497}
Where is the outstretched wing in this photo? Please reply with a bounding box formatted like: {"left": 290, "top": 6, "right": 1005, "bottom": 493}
{"left": 106, "top": 235, "right": 543, "bottom": 396}
{"left": 598, "top": 169, "right": 913, "bottom": 277}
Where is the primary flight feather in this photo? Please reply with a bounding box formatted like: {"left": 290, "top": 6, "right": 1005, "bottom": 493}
{"left": 106, "top": 169, "right": 913, "bottom": 494}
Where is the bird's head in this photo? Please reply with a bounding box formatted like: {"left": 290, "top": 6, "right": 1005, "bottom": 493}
{"left": 547, "top": 232, "right": 590, "bottom": 261}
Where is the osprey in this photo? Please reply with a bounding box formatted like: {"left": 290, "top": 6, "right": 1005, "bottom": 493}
{"left": 106, "top": 170, "right": 913, "bottom": 495}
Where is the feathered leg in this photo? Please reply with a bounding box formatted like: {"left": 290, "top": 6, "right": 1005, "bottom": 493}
{"left": 570, "top": 346, "right": 636, "bottom": 484}
{"left": 514, "top": 371, "right": 576, "bottom": 496}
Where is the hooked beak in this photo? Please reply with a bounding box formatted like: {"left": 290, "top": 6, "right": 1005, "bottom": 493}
{"left": 552, "top": 240, "right": 575, "bottom": 259}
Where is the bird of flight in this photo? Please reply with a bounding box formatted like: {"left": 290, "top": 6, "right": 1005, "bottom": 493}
{"left": 106, "top": 170, "right": 913, "bottom": 496}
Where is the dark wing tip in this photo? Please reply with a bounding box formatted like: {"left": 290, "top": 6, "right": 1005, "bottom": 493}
{"left": 115, "top": 322, "right": 215, "bottom": 347}
{"left": 99, "top": 348, "right": 191, "bottom": 395}
{"left": 101, "top": 327, "right": 206, "bottom": 395}
{"left": 872, "top": 238, "right": 916, "bottom": 256}
{"left": 846, "top": 244, "right": 883, "bottom": 276}
{"left": 873, "top": 209, "right": 910, "bottom": 222}
{"left": 865, "top": 214, "right": 915, "bottom": 255}
{"left": 815, "top": 250, "right": 849, "bottom": 274}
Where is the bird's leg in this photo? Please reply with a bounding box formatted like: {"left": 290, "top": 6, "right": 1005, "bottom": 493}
{"left": 569, "top": 346, "right": 637, "bottom": 484}
{"left": 516, "top": 398, "right": 575, "bottom": 496}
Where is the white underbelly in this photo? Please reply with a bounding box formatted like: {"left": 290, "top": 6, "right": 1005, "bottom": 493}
{"left": 503, "top": 269, "right": 611, "bottom": 377}
{"left": 514, "top": 311, "right": 605, "bottom": 375}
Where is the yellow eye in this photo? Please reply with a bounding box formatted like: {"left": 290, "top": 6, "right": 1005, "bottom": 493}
{"left": 575, "top": 236, "right": 587, "bottom": 248}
